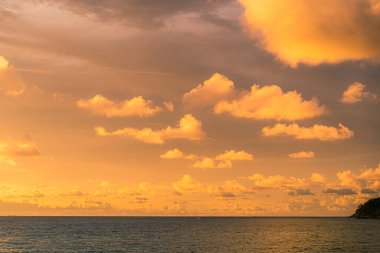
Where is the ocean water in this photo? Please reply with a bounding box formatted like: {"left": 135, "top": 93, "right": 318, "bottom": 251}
{"left": 0, "top": 217, "right": 379, "bottom": 252}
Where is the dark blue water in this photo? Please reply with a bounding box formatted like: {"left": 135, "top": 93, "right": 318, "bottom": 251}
{"left": 0, "top": 217, "right": 379, "bottom": 252}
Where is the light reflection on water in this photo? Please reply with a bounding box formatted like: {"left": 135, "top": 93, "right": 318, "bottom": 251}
{"left": 0, "top": 217, "right": 379, "bottom": 252}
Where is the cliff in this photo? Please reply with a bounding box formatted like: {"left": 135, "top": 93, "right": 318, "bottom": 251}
{"left": 351, "top": 197, "right": 380, "bottom": 219}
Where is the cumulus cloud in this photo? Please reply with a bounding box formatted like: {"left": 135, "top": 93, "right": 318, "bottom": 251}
{"left": 0, "top": 56, "right": 27, "bottom": 96}
{"left": 183, "top": 73, "right": 235, "bottom": 108}
{"left": 340, "top": 82, "right": 377, "bottom": 104}
{"left": 262, "top": 123, "right": 354, "bottom": 141}
{"left": 77, "top": 95, "right": 161, "bottom": 117}
{"left": 160, "top": 148, "right": 198, "bottom": 160}
{"left": 95, "top": 114, "right": 205, "bottom": 144}
{"left": 215, "top": 84, "right": 326, "bottom": 121}
{"left": 172, "top": 174, "right": 202, "bottom": 194}
{"left": 160, "top": 149, "right": 253, "bottom": 169}
{"left": 0, "top": 138, "right": 40, "bottom": 166}
{"left": 208, "top": 180, "right": 250, "bottom": 198}
{"left": 185, "top": 73, "right": 326, "bottom": 121}
{"left": 310, "top": 173, "right": 326, "bottom": 184}
{"left": 249, "top": 173, "right": 308, "bottom": 190}
{"left": 289, "top": 151, "right": 315, "bottom": 159}
{"left": 194, "top": 150, "right": 253, "bottom": 169}
{"left": 238, "top": 0, "right": 380, "bottom": 66}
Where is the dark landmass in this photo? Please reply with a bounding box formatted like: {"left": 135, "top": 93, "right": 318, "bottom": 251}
{"left": 351, "top": 197, "right": 380, "bottom": 219}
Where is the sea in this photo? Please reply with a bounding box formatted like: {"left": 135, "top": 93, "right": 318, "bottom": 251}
{"left": 0, "top": 217, "right": 379, "bottom": 252}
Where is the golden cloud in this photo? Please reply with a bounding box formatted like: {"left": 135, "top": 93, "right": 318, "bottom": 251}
{"left": 183, "top": 73, "right": 235, "bottom": 108}
{"left": 95, "top": 114, "right": 205, "bottom": 144}
{"left": 0, "top": 56, "right": 27, "bottom": 96}
{"left": 0, "top": 138, "right": 40, "bottom": 166}
{"left": 288, "top": 151, "right": 315, "bottom": 158}
{"left": 340, "top": 82, "right": 377, "bottom": 104}
{"left": 262, "top": 123, "right": 354, "bottom": 141}
{"left": 160, "top": 148, "right": 198, "bottom": 160}
{"left": 172, "top": 174, "right": 202, "bottom": 194}
{"left": 249, "top": 173, "right": 308, "bottom": 190}
{"left": 77, "top": 95, "right": 161, "bottom": 117}
{"left": 238, "top": 0, "right": 380, "bottom": 66}
{"left": 215, "top": 84, "right": 326, "bottom": 121}
{"left": 160, "top": 149, "right": 253, "bottom": 169}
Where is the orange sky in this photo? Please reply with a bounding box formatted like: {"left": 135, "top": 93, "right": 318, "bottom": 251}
{"left": 0, "top": 0, "right": 379, "bottom": 216}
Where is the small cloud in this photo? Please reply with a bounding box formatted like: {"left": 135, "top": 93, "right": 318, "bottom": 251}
{"left": 289, "top": 151, "right": 315, "bottom": 159}
{"left": 172, "top": 174, "right": 202, "bottom": 194}
{"left": 288, "top": 189, "right": 314, "bottom": 196}
{"left": 163, "top": 101, "right": 174, "bottom": 112}
{"left": 160, "top": 148, "right": 197, "bottom": 160}
{"left": 324, "top": 188, "right": 357, "bottom": 195}
{"left": 310, "top": 173, "right": 326, "bottom": 184}
{"left": 96, "top": 114, "right": 206, "bottom": 144}
{"left": 0, "top": 56, "right": 28, "bottom": 97}
{"left": 262, "top": 123, "right": 353, "bottom": 141}
{"left": 215, "top": 150, "right": 253, "bottom": 161}
{"left": 193, "top": 157, "right": 232, "bottom": 169}
{"left": 100, "top": 181, "right": 111, "bottom": 188}
{"left": 183, "top": 73, "right": 235, "bottom": 108}
{"left": 0, "top": 138, "right": 40, "bottom": 166}
{"left": 340, "top": 82, "right": 377, "bottom": 104}
{"left": 361, "top": 189, "right": 378, "bottom": 194}
{"left": 77, "top": 95, "right": 161, "bottom": 117}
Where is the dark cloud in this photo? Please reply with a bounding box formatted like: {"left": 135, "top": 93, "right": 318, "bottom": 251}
{"left": 42, "top": 0, "right": 234, "bottom": 29}
{"left": 361, "top": 189, "right": 378, "bottom": 195}
{"left": 324, "top": 188, "right": 357, "bottom": 196}
{"left": 288, "top": 189, "right": 314, "bottom": 196}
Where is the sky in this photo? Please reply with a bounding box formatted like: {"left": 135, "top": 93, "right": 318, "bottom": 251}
{"left": 0, "top": 0, "right": 379, "bottom": 216}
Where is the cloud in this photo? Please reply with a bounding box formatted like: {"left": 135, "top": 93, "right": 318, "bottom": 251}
{"left": 160, "top": 148, "right": 198, "bottom": 160}
{"left": 289, "top": 151, "right": 315, "bottom": 159}
{"left": 0, "top": 56, "right": 27, "bottom": 96}
{"left": 183, "top": 73, "right": 235, "bottom": 108}
{"left": 310, "top": 173, "right": 326, "bottom": 184}
{"left": 95, "top": 114, "right": 206, "bottom": 144}
{"left": 47, "top": 0, "right": 231, "bottom": 29}
{"left": 193, "top": 157, "right": 232, "bottom": 169}
{"left": 249, "top": 173, "right": 308, "bottom": 190}
{"left": 208, "top": 180, "right": 250, "bottom": 198}
{"left": 238, "top": 0, "right": 380, "bottom": 66}
{"left": 340, "top": 82, "right": 377, "bottom": 104}
{"left": 288, "top": 189, "right": 314, "bottom": 196}
{"left": 215, "top": 84, "right": 326, "bottom": 121}
{"left": 160, "top": 149, "right": 253, "bottom": 169}
{"left": 172, "top": 174, "right": 202, "bottom": 194}
{"left": 214, "top": 150, "right": 253, "bottom": 161}
{"left": 194, "top": 150, "right": 253, "bottom": 169}
{"left": 361, "top": 189, "right": 378, "bottom": 194}
{"left": 77, "top": 95, "right": 161, "bottom": 117}
{"left": 324, "top": 188, "right": 357, "bottom": 196}
{"left": 0, "top": 138, "right": 40, "bottom": 166}
{"left": 262, "top": 123, "right": 354, "bottom": 141}
{"left": 163, "top": 101, "right": 174, "bottom": 112}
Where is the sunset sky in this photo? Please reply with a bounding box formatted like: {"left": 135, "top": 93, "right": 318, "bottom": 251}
{"left": 0, "top": 0, "right": 379, "bottom": 216}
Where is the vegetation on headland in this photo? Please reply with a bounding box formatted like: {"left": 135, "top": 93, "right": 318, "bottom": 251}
{"left": 351, "top": 197, "right": 380, "bottom": 219}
